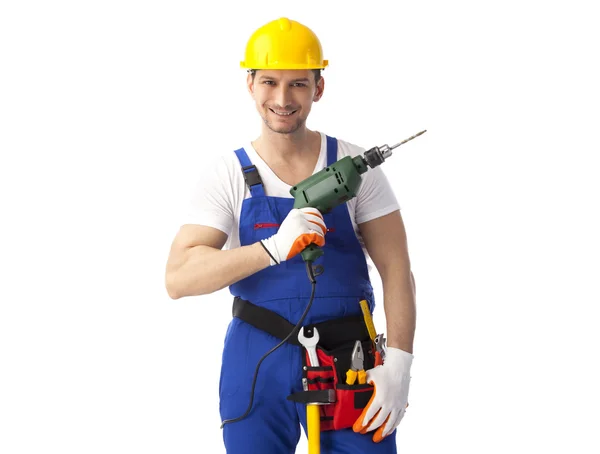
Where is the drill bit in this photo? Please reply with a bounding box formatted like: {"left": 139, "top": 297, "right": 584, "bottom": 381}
{"left": 389, "top": 129, "right": 427, "bottom": 150}
{"left": 376, "top": 129, "right": 427, "bottom": 160}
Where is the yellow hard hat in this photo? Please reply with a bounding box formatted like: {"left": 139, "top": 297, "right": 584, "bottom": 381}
{"left": 240, "top": 17, "right": 329, "bottom": 70}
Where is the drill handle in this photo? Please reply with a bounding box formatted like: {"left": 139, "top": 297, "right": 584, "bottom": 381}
{"left": 301, "top": 244, "right": 324, "bottom": 263}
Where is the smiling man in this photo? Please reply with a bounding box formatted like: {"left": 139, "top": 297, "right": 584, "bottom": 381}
{"left": 165, "top": 17, "right": 416, "bottom": 454}
{"left": 251, "top": 70, "right": 321, "bottom": 134}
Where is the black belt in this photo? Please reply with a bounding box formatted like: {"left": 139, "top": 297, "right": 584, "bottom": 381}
{"left": 232, "top": 297, "right": 371, "bottom": 351}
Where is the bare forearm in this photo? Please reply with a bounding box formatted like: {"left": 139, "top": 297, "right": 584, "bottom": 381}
{"left": 167, "top": 242, "right": 270, "bottom": 298}
{"left": 382, "top": 270, "right": 416, "bottom": 354}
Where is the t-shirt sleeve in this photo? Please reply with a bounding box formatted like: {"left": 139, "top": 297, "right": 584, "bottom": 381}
{"left": 354, "top": 163, "right": 401, "bottom": 225}
{"left": 182, "top": 155, "right": 235, "bottom": 236}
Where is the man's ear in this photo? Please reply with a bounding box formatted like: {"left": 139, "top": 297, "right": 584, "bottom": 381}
{"left": 313, "top": 77, "right": 325, "bottom": 102}
{"left": 247, "top": 72, "right": 255, "bottom": 98}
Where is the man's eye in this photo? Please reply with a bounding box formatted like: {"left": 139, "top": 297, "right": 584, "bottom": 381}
{"left": 293, "top": 83, "right": 307, "bottom": 87}
{"left": 263, "top": 80, "right": 275, "bottom": 85}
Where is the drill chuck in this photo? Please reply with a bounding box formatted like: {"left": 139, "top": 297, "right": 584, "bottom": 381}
{"left": 363, "top": 146, "right": 389, "bottom": 169}
{"left": 362, "top": 130, "right": 427, "bottom": 169}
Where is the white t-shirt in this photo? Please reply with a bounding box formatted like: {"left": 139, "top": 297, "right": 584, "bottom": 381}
{"left": 183, "top": 131, "right": 401, "bottom": 267}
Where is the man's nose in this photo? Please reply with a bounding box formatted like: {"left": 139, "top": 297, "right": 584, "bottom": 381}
{"left": 274, "top": 85, "right": 292, "bottom": 108}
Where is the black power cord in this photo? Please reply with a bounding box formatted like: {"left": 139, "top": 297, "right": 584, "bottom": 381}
{"left": 220, "top": 261, "right": 319, "bottom": 428}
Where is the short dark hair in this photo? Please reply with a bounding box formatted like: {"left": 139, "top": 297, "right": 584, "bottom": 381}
{"left": 249, "top": 69, "right": 322, "bottom": 84}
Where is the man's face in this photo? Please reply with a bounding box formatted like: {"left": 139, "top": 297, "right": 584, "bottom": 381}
{"left": 247, "top": 69, "right": 324, "bottom": 135}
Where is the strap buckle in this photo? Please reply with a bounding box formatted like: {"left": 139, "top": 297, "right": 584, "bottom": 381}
{"left": 242, "top": 165, "right": 263, "bottom": 187}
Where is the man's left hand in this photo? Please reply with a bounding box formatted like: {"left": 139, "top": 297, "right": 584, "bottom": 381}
{"left": 352, "top": 347, "right": 413, "bottom": 442}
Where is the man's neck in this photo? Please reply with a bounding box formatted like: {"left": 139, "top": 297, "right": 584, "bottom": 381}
{"left": 252, "top": 126, "right": 320, "bottom": 164}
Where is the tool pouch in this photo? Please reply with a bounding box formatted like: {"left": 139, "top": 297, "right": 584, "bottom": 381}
{"left": 289, "top": 339, "right": 376, "bottom": 431}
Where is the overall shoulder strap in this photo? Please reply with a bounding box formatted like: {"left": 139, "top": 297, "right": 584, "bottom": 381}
{"left": 326, "top": 135, "right": 338, "bottom": 166}
{"left": 233, "top": 147, "right": 265, "bottom": 197}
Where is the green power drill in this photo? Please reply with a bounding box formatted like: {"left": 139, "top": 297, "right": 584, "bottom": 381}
{"left": 289, "top": 129, "right": 426, "bottom": 263}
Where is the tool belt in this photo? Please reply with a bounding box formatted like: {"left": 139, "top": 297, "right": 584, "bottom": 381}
{"left": 232, "top": 297, "right": 377, "bottom": 431}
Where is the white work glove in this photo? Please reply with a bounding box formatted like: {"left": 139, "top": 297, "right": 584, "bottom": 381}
{"left": 260, "top": 208, "right": 326, "bottom": 266}
{"left": 353, "top": 347, "right": 413, "bottom": 443}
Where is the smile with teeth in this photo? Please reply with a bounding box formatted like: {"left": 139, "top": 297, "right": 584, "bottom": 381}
{"left": 270, "top": 108, "right": 297, "bottom": 116}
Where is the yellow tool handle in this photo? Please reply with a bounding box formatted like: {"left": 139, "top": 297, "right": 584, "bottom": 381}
{"left": 357, "top": 370, "right": 367, "bottom": 384}
{"left": 346, "top": 369, "right": 357, "bottom": 385}
{"left": 307, "top": 404, "right": 320, "bottom": 454}
{"left": 359, "top": 300, "right": 377, "bottom": 341}
{"left": 346, "top": 369, "right": 367, "bottom": 385}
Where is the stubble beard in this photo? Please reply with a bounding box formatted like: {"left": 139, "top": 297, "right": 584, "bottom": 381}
{"left": 261, "top": 110, "right": 306, "bottom": 135}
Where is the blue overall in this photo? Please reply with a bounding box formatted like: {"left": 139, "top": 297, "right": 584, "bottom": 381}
{"left": 219, "top": 136, "right": 397, "bottom": 453}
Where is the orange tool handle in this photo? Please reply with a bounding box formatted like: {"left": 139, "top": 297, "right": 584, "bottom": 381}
{"left": 374, "top": 351, "right": 383, "bottom": 367}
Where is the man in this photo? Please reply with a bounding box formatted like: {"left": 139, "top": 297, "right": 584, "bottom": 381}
{"left": 165, "top": 17, "right": 416, "bottom": 454}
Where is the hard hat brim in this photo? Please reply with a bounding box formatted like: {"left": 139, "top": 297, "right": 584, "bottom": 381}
{"left": 240, "top": 60, "right": 329, "bottom": 70}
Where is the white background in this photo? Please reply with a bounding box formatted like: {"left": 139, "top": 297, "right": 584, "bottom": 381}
{"left": 1, "top": 1, "right": 599, "bottom": 453}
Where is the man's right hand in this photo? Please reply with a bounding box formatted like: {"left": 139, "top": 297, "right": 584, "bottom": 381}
{"left": 260, "top": 208, "right": 326, "bottom": 265}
